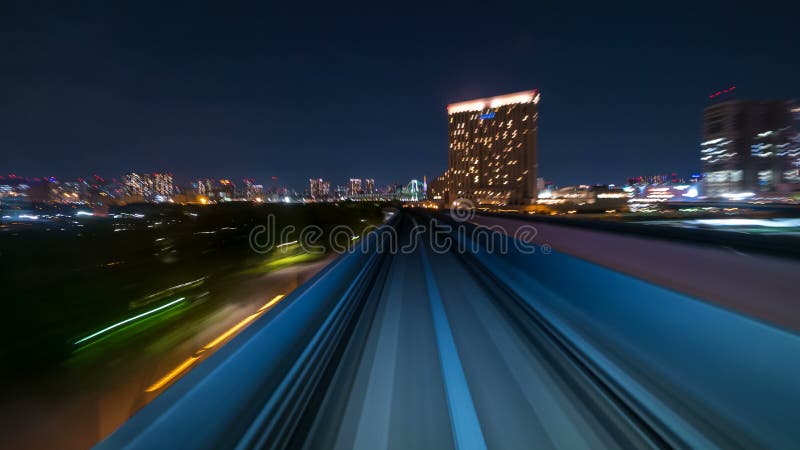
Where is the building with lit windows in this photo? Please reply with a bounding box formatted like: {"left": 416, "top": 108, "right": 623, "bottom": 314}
{"left": 364, "top": 178, "right": 375, "bottom": 194}
{"left": 702, "top": 100, "right": 799, "bottom": 197}
{"left": 123, "top": 172, "right": 149, "bottom": 198}
{"left": 152, "top": 173, "right": 173, "bottom": 199}
{"left": 122, "top": 172, "right": 172, "bottom": 201}
{"left": 441, "top": 90, "right": 540, "bottom": 205}
{"left": 348, "top": 178, "right": 362, "bottom": 196}
{"left": 196, "top": 178, "right": 214, "bottom": 196}
{"left": 242, "top": 178, "right": 264, "bottom": 201}
{"left": 537, "top": 185, "right": 628, "bottom": 212}
{"left": 309, "top": 178, "right": 330, "bottom": 200}
{"left": 51, "top": 181, "right": 89, "bottom": 204}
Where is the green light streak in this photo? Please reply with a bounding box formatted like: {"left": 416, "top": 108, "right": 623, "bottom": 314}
{"left": 74, "top": 297, "right": 186, "bottom": 345}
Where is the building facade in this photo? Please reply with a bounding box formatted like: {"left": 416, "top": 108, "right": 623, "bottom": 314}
{"left": 348, "top": 178, "right": 362, "bottom": 196}
{"left": 243, "top": 178, "right": 264, "bottom": 201}
{"left": 152, "top": 173, "right": 173, "bottom": 199}
{"left": 442, "top": 90, "right": 540, "bottom": 205}
{"left": 702, "top": 99, "right": 800, "bottom": 197}
{"left": 123, "top": 172, "right": 173, "bottom": 201}
{"left": 309, "top": 178, "right": 331, "bottom": 200}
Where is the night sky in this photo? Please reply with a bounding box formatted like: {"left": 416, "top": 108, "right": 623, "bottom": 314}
{"left": 1, "top": 2, "right": 798, "bottom": 189}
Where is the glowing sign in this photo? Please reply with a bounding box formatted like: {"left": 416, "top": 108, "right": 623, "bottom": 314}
{"left": 479, "top": 112, "right": 495, "bottom": 119}
{"left": 447, "top": 90, "right": 540, "bottom": 114}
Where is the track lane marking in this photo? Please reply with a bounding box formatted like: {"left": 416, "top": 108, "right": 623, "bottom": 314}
{"left": 418, "top": 229, "right": 488, "bottom": 450}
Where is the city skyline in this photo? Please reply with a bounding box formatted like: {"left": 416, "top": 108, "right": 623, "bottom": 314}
{"left": 0, "top": 172, "right": 408, "bottom": 191}
{"left": 1, "top": 90, "right": 795, "bottom": 192}
{"left": 3, "top": 91, "right": 798, "bottom": 201}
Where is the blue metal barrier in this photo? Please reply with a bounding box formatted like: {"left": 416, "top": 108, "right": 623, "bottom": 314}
{"left": 456, "top": 220, "right": 800, "bottom": 448}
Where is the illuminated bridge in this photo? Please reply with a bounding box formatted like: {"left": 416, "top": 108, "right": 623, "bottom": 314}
{"left": 97, "top": 212, "right": 800, "bottom": 449}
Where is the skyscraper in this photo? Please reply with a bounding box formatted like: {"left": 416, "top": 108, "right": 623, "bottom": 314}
{"left": 702, "top": 99, "right": 800, "bottom": 197}
{"left": 364, "top": 178, "right": 375, "bottom": 193}
{"left": 152, "top": 173, "right": 173, "bottom": 199}
{"left": 348, "top": 178, "right": 362, "bottom": 196}
{"left": 309, "top": 178, "right": 330, "bottom": 200}
{"left": 123, "top": 172, "right": 172, "bottom": 200}
{"left": 442, "top": 90, "right": 540, "bottom": 205}
{"left": 123, "top": 172, "right": 146, "bottom": 198}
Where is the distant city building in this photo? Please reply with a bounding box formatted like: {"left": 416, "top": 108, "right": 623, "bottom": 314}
{"left": 194, "top": 178, "right": 237, "bottom": 201}
{"left": 196, "top": 178, "right": 214, "bottom": 196}
{"left": 364, "top": 178, "right": 375, "bottom": 194}
{"left": 348, "top": 178, "right": 362, "bottom": 196}
{"left": 626, "top": 174, "right": 686, "bottom": 187}
{"left": 440, "top": 90, "right": 540, "bottom": 205}
{"left": 51, "top": 180, "right": 89, "bottom": 204}
{"left": 242, "top": 178, "right": 263, "bottom": 201}
{"left": 534, "top": 178, "right": 558, "bottom": 199}
{"left": 537, "top": 185, "right": 628, "bottom": 212}
{"left": 152, "top": 173, "right": 173, "bottom": 200}
{"left": 309, "top": 178, "right": 331, "bottom": 200}
{"left": 701, "top": 99, "right": 800, "bottom": 197}
{"left": 122, "top": 172, "right": 172, "bottom": 201}
{"left": 624, "top": 173, "right": 699, "bottom": 202}
{"left": 123, "top": 172, "right": 146, "bottom": 198}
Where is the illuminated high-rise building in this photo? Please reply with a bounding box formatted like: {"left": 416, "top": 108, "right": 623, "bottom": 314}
{"left": 196, "top": 178, "right": 214, "bottom": 196}
{"left": 123, "top": 172, "right": 147, "bottom": 197}
{"left": 122, "top": 172, "right": 172, "bottom": 200}
{"left": 443, "top": 90, "right": 540, "bottom": 205}
{"left": 364, "top": 178, "right": 375, "bottom": 193}
{"left": 152, "top": 173, "right": 173, "bottom": 199}
{"left": 348, "top": 178, "right": 362, "bottom": 196}
{"left": 702, "top": 99, "right": 800, "bottom": 196}
{"left": 309, "top": 178, "right": 330, "bottom": 199}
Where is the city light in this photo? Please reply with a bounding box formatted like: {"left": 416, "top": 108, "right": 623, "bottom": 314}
{"left": 74, "top": 297, "right": 187, "bottom": 345}
{"left": 447, "top": 90, "right": 540, "bottom": 114}
{"left": 721, "top": 192, "right": 756, "bottom": 200}
{"left": 145, "top": 294, "right": 286, "bottom": 393}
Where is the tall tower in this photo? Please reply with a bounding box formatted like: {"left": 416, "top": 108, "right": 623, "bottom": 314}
{"left": 445, "top": 90, "right": 540, "bottom": 205}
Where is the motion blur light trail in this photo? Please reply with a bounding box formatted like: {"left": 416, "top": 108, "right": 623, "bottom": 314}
{"left": 258, "top": 294, "right": 286, "bottom": 312}
{"left": 131, "top": 277, "right": 207, "bottom": 308}
{"left": 145, "top": 356, "right": 200, "bottom": 393}
{"left": 145, "top": 294, "right": 286, "bottom": 393}
{"left": 74, "top": 297, "right": 187, "bottom": 345}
